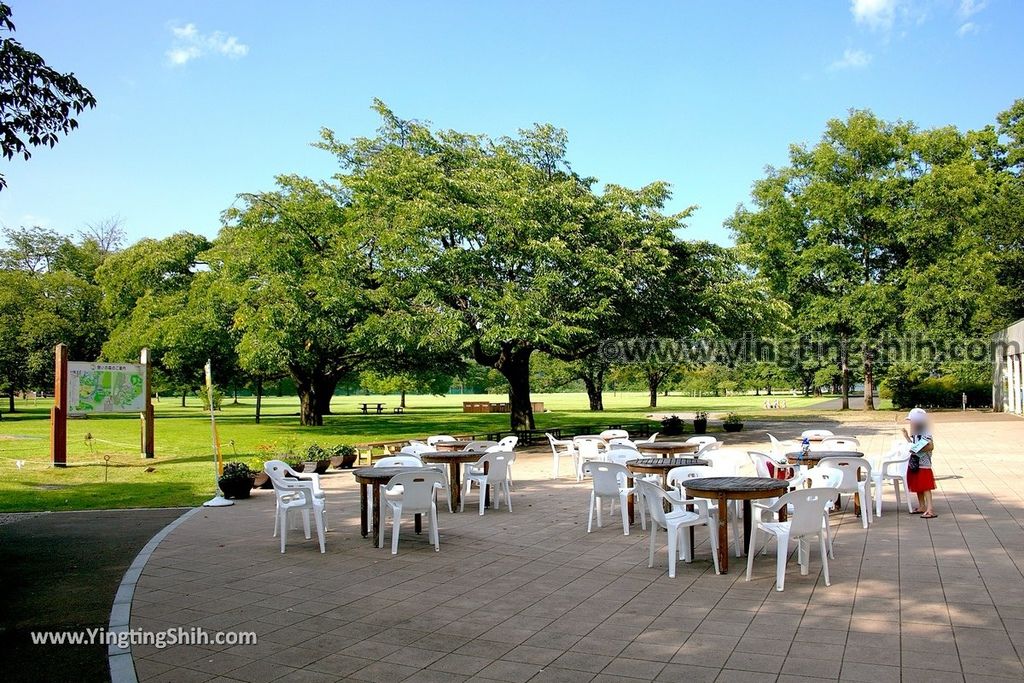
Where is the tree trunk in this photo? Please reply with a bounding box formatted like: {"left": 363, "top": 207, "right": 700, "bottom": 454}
{"left": 181, "top": 390, "right": 187, "bottom": 408}
{"left": 766, "top": 385, "right": 773, "bottom": 396}
{"left": 297, "top": 375, "right": 339, "bottom": 426}
{"left": 647, "top": 373, "right": 660, "bottom": 408}
{"left": 255, "top": 378, "right": 263, "bottom": 424}
{"left": 840, "top": 344, "right": 850, "bottom": 410}
{"left": 400, "top": 390, "right": 406, "bottom": 409}
{"left": 8, "top": 387, "right": 15, "bottom": 413}
{"left": 583, "top": 376, "right": 604, "bottom": 411}
{"left": 863, "top": 346, "right": 875, "bottom": 411}
{"left": 496, "top": 348, "right": 534, "bottom": 430}
{"left": 232, "top": 387, "right": 239, "bottom": 405}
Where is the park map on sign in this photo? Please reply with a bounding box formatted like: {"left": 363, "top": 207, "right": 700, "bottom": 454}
{"left": 68, "top": 363, "right": 146, "bottom": 413}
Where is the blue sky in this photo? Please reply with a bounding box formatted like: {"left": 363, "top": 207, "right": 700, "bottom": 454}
{"left": 1, "top": 0, "right": 1021, "bottom": 245}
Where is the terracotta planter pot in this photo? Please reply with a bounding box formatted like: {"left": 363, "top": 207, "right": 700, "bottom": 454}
{"left": 252, "top": 472, "right": 273, "bottom": 489}
{"left": 314, "top": 460, "right": 330, "bottom": 474}
{"left": 331, "top": 454, "right": 358, "bottom": 469}
{"left": 723, "top": 423, "right": 744, "bottom": 432}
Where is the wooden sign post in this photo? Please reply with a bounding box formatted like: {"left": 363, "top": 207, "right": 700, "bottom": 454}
{"left": 50, "top": 344, "right": 68, "bottom": 467}
{"left": 140, "top": 348, "right": 155, "bottom": 458}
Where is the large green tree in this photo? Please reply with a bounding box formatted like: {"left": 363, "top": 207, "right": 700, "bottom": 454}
{"left": 320, "top": 102, "right": 681, "bottom": 429}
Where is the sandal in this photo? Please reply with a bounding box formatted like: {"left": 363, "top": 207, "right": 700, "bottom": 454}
{"left": 910, "top": 509, "right": 923, "bottom": 514}
{"left": 921, "top": 512, "right": 938, "bottom": 519}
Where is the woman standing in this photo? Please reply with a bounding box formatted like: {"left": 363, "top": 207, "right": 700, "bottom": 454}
{"left": 902, "top": 407, "right": 937, "bottom": 519}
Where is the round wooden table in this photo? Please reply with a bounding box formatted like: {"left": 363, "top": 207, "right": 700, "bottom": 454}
{"left": 420, "top": 450, "right": 488, "bottom": 511}
{"left": 352, "top": 467, "right": 426, "bottom": 542}
{"left": 433, "top": 440, "right": 475, "bottom": 452}
{"left": 785, "top": 449, "right": 864, "bottom": 467}
{"left": 683, "top": 476, "right": 791, "bottom": 574}
{"left": 634, "top": 441, "right": 700, "bottom": 457}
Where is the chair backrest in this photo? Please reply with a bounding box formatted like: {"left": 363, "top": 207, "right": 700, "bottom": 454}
{"left": 816, "top": 456, "right": 872, "bottom": 492}
{"left": 703, "top": 448, "right": 746, "bottom": 474}
{"left": 584, "top": 461, "right": 629, "bottom": 497}
{"left": 607, "top": 437, "right": 638, "bottom": 450}
{"left": 606, "top": 448, "right": 639, "bottom": 466}
{"left": 797, "top": 464, "right": 844, "bottom": 490}
{"left": 685, "top": 436, "right": 718, "bottom": 448}
{"left": 876, "top": 440, "right": 911, "bottom": 475}
{"left": 600, "top": 429, "right": 629, "bottom": 440}
{"left": 644, "top": 432, "right": 659, "bottom": 443}
{"left": 695, "top": 441, "right": 722, "bottom": 457}
{"left": 747, "top": 450, "right": 786, "bottom": 479}
{"left": 767, "top": 433, "right": 789, "bottom": 459}
{"left": 636, "top": 480, "right": 698, "bottom": 529}
{"left": 575, "top": 438, "right": 606, "bottom": 459}
{"left": 474, "top": 451, "right": 511, "bottom": 481}
{"left": 774, "top": 487, "right": 836, "bottom": 536}
{"left": 463, "top": 440, "right": 497, "bottom": 451}
{"left": 385, "top": 470, "right": 445, "bottom": 511}
{"left": 496, "top": 436, "right": 519, "bottom": 451}
{"left": 375, "top": 455, "right": 422, "bottom": 468}
{"left": 263, "top": 461, "right": 313, "bottom": 503}
{"left": 821, "top": 435, "right": 860, "bottom": 449}
{"left": 264, "top": 459, "right": 301, "bottom": 481}
{"left": 426, "top": 435, "right": 455, "bottom": 446}
{"left": 402, "top": 442, "right": 432, "bottom": 455}
{"left": 667, "top": 465, "right": 710, "bottom": 493}
{"left": 801, "top": 429, "right": 834, "bottom": 440}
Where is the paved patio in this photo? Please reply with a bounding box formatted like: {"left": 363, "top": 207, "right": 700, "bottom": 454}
{"left": 126, "top": 414, "right": 1024, "bottom": 683}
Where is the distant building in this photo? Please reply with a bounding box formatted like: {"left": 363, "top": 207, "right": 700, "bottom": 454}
{"left": 993, "top": 318, "right": 1024, "bottom": 415}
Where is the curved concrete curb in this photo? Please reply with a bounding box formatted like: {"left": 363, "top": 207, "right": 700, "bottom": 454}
{"left": 108, "top": 507, "right": 201, "bottom": 683}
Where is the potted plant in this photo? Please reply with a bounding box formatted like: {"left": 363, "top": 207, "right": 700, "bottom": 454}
{"left": 218, "top": 462, "right": 255, "bottom": 499}
{"left": 722, "top": 412, "right": 744, "bottom": 432}
{"left": 330, "top": 444, "right": 359, "bottom": 469}
{"left": 249, "top": 458, "right": 273, "bottom": 489}
{"left": 285, "top": 454, "right": 307, "bottom": 473}
{"left": 693, "top": 411, "right": 708, "bottom": 434}
{"left": 303, "top": 443, "right": 333, "bottom": 474}
{"left": 660, "top": 414, "right": 685, "bottom": 436}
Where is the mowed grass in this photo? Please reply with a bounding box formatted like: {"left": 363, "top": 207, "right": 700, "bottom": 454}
{"left": 0, "top": 391, "right": 847, "bottom": 512}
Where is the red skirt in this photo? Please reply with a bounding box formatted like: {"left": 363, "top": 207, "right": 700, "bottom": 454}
{"left": 907, "top": 467, "right": 935, "bottom": 492}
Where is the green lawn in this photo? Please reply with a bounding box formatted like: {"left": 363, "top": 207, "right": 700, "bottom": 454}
{"left": 0, "top": 391, "right": 863, "bottom": 512}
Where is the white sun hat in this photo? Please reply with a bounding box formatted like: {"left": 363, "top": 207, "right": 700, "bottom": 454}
{"left": 905, "top": 407, "right": 928, "bottom": 422}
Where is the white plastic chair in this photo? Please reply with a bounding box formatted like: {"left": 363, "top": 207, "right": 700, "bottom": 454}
{"left": 872, "top": 441, "right": 913, "bottom": 517}
{"left": 747, "top": 450, "right": 795, "bottom": 480}
{"left": 264, "top": 459, "right": 328, "bottom": 536}
{"left": 801, "top": 429, "right": 834, "bottom": 440}
{"left": 264, "top": 463, "right": 326, "bottom": 554}
{"left": 701, "top": 448, "right": 747, "bottom": 475}
{"left": 600, "top": 429, "right": 629, "bottom": 441}
{"left": 668, "top": 465, "right": 743, "bottom": 557}
{"left": 463, "top": 440, "right": 498, "bottom": 451}
{"left": 636, "top": 480, "right": 720, "bottom": 577}
{"left": 607, "top": 437, "right": 638, "bottom": 450}
{"left": 642, "top": 432, "right": 659, "bottom": 443}
{"left": 461, "top": 451, "right": 513, "bottom": 515}
{"left": 583, "top": 462, "right": 636, "bottom": 535}
{"left": 745, "top": 487, "right": 834, "bottom": 591}
{"left": 426, "top": 435, "right": 455, "bottom": 446}
{"left": 768, "top": 433, "right": 798, "bottom": 460}
{"left": 820, "top": 436, "right": 861, "bottom": 450}
{"left": 546, "top": 433, "right": 576, "bottom": 479}
{"left": 402, "top": 442, "right": 433, "bottom": 456}
{"left": 818, "top": 456, "right": 873, "bottom": 528}
{"left": 380, "top": 469, "right": 445, "bottom": 554}
{"left": 685, "top": 436, "right": 719, "bottom": 449}
{"left": 607, "top": 448, "right": 640, "bottom": 466}
{"left": 786, "top": 464, "right": 843, "bottom": 559}
{"left": 575, "top": 438, "right": 607, "bottom": 481}
{"left": 375, "top": 455, "right": 423, "bottom": 468}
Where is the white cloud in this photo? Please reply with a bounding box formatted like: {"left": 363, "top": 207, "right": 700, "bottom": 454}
{"left": 957, "top": 21, "right": 980, "bottom": 36}
{"left": 165, "top": 22, "right": 248, "bottom": 67}
{"left": 830, "top": 48, "right": 873, "bottom": 71}
{"left": 851, "top": 0, "right": 899, "bottom": 30}
{"left": 958, "top": 0, "right": 986, "bottom": 18}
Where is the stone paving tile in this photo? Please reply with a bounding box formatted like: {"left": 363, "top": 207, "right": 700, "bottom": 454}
{"left": 128, "top": 415, "right": 1024, "bottom": 683}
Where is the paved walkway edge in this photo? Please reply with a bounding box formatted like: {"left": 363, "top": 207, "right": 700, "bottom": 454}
{"left": 107, "top": 507, "right": 202, "bottom": 683}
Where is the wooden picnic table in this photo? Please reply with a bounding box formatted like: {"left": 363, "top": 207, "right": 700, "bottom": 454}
{"left": 682, "top": 476, "right": 790, "bottom": 574}
{"left": 419, "top": 450, "right": 489, "bottom": 511}
{"left": 352, "top": 466, "right": 422, "bottom": 542}
{"left": 634, "top": 441, "right": 700, "bottom": 457}
{"left": 359, "top": 402, "right": 385, "bottom": 414}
